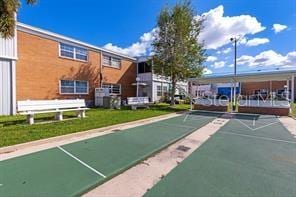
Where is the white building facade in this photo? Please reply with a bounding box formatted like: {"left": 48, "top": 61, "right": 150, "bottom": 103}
{"left": 0, "top": 31, "right": 17, "bottom": 115}
{"left": 136, "top": 57, "right": 188, "bottom": 102}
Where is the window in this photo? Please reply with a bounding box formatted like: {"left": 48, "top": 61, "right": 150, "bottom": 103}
{"left": 138, "top": 62, "right": 152, "bottom": 73}
{"left": 75, "top": 47, "right": 88, "bottom": 61}
{"left": 60, "top": 43, "right": 88, "bottom": 61}
{"left": 60, "top": 80, "right": 88, "bottom": 94}
{"left": 60, "top": 43, "right": 74, "bottom": 59}
{"left": 102, "top": 84, "right": 121, "bottom": 94}
{"left": 163, "top": 86, "right": 168, "bottom": 94}
{"left": 157, "top": 85, "right": 162, "bottom": 97}
{"left": 103, "top": 54, "right": 121, "bottom": 68}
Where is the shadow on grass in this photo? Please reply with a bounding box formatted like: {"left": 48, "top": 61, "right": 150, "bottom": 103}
{"left": 0, "top": 114, "right": 77, "bottom": 127}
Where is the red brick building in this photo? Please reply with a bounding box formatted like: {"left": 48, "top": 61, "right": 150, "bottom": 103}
{"left": 0, "top": 23, "right": 137, "bottom": 115}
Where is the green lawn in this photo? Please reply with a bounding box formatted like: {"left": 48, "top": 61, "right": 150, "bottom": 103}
{"left": 0, "top": 104, "right": 189, "bottom": 148}
{"left": 291, "top": 102, "right": 296, "bottom": 117}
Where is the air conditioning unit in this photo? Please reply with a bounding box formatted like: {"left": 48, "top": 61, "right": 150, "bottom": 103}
{"left": 94, "top": 88, "right": 109, "bottom": 106}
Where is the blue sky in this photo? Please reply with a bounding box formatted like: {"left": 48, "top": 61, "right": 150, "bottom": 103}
{"left": 19, "top": 0, "right": 296, "bottom": 75}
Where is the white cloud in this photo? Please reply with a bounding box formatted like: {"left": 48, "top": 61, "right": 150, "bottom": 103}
{"left": 199, "top": 5, "right": 265, "bottom": 49}
{"left": 245, "top": 38, "right": 270, "bottom": 46}
{"left": 222, "top": 48, "right": 231, "bottom": 54}
{"left": 211, "top": 61, "right": 225, "bottom": 68}
{"left": 207, "top": 56, "right": 218, "bottom": 62}
{"left": 103, "top": 28, "right": 157, "bottom": 57}
{"left": 217, "top": 47, "right": 232, "bottom": 54}
{"left": 203, "top": 68, "right": 213, "bottom": 75}
{"left": 237, "top": 50, "right": 296, "bottom": 67}
{"left": 102, "top": 5, "right": 266, "bottom": 57}
{"left": 272, "top": 24, "right": 287, "bottom": 33}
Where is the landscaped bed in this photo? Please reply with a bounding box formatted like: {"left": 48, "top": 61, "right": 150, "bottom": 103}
{"left": 0, "top": 104, "right": 189, "bottom": 147}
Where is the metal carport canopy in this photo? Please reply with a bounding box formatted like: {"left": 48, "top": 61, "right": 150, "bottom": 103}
{"left": 188, "top": 70, "right": 296, "bottom": 84}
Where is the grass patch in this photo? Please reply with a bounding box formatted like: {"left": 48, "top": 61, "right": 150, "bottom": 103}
{"left": 291, "top": 102, "right": 296, "bottom": 118}
{"left": 0, "top": 104, "right": 189, "bottom": 148}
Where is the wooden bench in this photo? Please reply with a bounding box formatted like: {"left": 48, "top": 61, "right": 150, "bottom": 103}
{"left": 127, "top": 97, "right": 150, "bottom": 110}
{"left": 17, "top": 99, "right": 89, "bottom": 124}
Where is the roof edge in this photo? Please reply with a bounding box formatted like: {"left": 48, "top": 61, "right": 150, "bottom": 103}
{"left": 17, "top": 22, "right": 136, "bottom": 61}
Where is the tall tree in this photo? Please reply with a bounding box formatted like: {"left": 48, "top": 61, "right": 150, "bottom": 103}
{"left": 0, "top": 0, "right": 37, "bottom": 38}
{"left": 152, "top": 0, "right": 206, "bottom": 105}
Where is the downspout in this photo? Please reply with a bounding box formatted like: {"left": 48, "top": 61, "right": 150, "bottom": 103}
{"left": 12, "top": 13, "right": 18, "bottom": 115}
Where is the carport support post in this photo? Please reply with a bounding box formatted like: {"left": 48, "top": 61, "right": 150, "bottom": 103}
{"left": 286, "top": 79, "right": 290, "bottom": 101}
{"left": 190, "top": 81, "right": 193, "bottom": 111}
{"left": 230, "top": 81, "right": 233, "bottom": 113}
{"left": 233, "top": 81, "right": 236, "bottom": 111}
{"left": 292, "top": 74, "right": 295, "bottom": 103}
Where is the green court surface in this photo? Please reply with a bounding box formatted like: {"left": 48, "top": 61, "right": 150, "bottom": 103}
{"left": 0, "top": 111, "right": 219, "bottom": 196}
{"left": 145, "top": 114, "right": 296, "bottom": 197}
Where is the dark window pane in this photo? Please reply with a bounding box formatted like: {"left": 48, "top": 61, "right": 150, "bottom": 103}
{"left": 61, "top": 51, "right": 74, "bottom": 58}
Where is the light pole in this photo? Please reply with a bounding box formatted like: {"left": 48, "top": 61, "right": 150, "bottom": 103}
{"left": 230, "top": 37, "right": 238, "bottom": 75}
{"left": 136, "top": 77, "right": 140, "bottom": 97}
{"left": 230, "top": 37, "right": 239, "bottom": 111}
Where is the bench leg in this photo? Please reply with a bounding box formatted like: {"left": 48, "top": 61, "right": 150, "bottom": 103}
{"left": 55, "top": 112, "right": 63, "bottom": 121}
{"left": 27, "top": 114, "right": 34, "bottom": 125}
{"left": 77, "top": 110, "right": 86, "bottom": 118}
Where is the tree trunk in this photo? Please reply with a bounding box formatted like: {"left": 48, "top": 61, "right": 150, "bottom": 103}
{"left": 170, "top": 78, "right": 176, "bottom": 106}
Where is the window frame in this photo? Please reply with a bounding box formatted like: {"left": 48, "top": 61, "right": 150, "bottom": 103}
{"left": 59, "top": 43, "right": 88, "bottom": 62}
{"left": 102, "top": 83, "right": 121, "bottom": 95}
{"left": 59, "top": 80, "right": 89, "bottom": 95}
{"left": 102, "top": 54, "right": 121, "bottom": 69}
{"left": 156, "top": 85, "right": 162, "bottom": 97}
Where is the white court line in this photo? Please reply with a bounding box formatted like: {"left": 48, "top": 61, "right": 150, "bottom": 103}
{"left": 57, "top": 146, "right": 106, "bottom": 178}
{"left": 183, "top": 114, "right": 189, "bottom": 122}
{"left": 159, "top": 122, "right": 196, "bottom": 129}
{"left": 184, "top": 116, "right": 213, "bottom": 122}
{"left": 220, "top": 131, "right": 296, "bottom": 144}
{"left": 235, "top": 119, "right": 254, "bottom": 130}
{"left": 235, "top": 119, "right": 280, "bottom": 131}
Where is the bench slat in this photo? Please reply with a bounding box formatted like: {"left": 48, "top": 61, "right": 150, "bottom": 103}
{"left": 17, "top": 99, "right": 87, "bottom": 112}
{"left": 127, "top": 97, "right": 150, "bottom": 105}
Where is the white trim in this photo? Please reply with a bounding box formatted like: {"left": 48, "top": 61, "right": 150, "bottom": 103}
{"left": 102, "top": 53, "right": 121, "bottom": 69}
{"left": 220, "top": 131, "right": 296, "bottom": 144}
{"left": 59, "top": 80, "right": 89, "bottom": 95}
{"left": 17, "top": 22, "right": 136, "bottom": 61}
{"left": 102, "top": 83, "right": 122, "bottom": 95}
{"left": 0, "top": 56, "right": 18, "bottom": 61}
{"left": 291, "top": 74, "right": 295, "bottom": 102}
{"left": 189, "top": 69, "right": 296, "bottom": 84}
{"left": 57, "top": 146, "right": 106, "bottom": 178}
{"left": 11, "top": 60, "right": 17, "bottom": 115}
{"left": 59, "top": 43, "right": 88, "bottom": 62}
{"left": 14, "top": 13, "right": 18, "bottom": 59}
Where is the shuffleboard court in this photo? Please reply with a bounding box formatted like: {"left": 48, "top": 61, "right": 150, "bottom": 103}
{"left": 0, "top": 111, "right": 219, "bottom": 196}
{"left": 145, "top": 114, "right": 296, "bottom": 197}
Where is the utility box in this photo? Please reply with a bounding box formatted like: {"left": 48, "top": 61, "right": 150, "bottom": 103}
{"left": 103, "top": 96, "right": 121, "bottom": 109}
{"left": 95, "top": 88, "right": 109, "bottom": 107}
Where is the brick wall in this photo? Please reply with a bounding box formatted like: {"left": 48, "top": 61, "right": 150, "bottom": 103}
{"left": 102, "top": 60, "right": 136, "bottom": 99}
{"left": 241, "top": 81, "right": 287, "bottom": 95}
{"left": 16, "top": 31, "right": 136, "bottom": 104}
{"left": 241, "top": 80, "right": 296, "bottom": 101}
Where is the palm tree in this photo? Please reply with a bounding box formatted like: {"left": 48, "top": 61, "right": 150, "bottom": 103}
{"left": 0, "top": 0, "right": 37, "bottom": 38}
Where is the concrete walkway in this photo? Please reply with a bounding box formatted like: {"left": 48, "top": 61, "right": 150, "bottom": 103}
{"left": 84, "top": 117, "right": 229, "bottom": 197}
